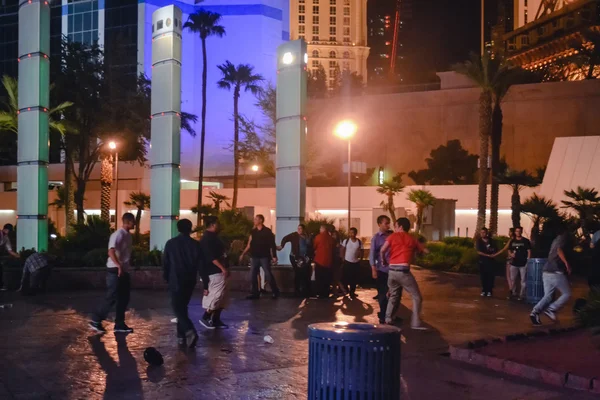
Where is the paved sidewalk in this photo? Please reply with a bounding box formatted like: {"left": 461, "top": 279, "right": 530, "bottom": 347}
{"left": 0, "top": 268, "right": 594, "bottom": 399}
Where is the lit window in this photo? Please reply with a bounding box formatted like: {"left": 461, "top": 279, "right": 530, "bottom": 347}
{"left": 299, "top": 15, "right": 305, "bottom": 23}
{"left": 312, "top": 50, "right": 319, "bottom": 57}
{"left": 344, "top": 7, "right": 350, "bottom": 16}
{"left": 330, "top": 27, "right": 336, "bottom": 35}
{"left": 330, "top": 6, "right": 336, "bottom": 15}
{"left": 330, "top": 50, "right": 336, "bottom": 58}
{"left": 299, "top": 25, "right": 305, "bottom": 34}
{"left": 344, "top": 17, "right": 350, "bottom": 25}
{"left": 343, "top": 51, "right": 350, "bottom": 58}
{"left": 313, "top": 25, "right": 319, "bottom": 34}
{"left": 313, "top": 6, "right": 319, "bottom": 14}
{"left": 330, "top": 16, "right": 336, "bottom": 25}
{"left": 299, "top": 5, "right": 305, "bottom": 13}
{"left": 313, "top": 16, "right": 319, "bottom": 24}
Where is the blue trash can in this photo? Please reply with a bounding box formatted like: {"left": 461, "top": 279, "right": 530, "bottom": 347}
{"left": 526, "top": 258, "right": 547, "bottom": 304}
{"left": 308, "top": 322, "right": 401, "bottom": 400}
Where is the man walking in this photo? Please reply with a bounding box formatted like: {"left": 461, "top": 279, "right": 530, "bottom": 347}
{"left": 163, "top": 219, "right": 201, "bottom": 347}
{"left": 379, "top": 218, "right": 428, "bottom": 330}
{"left": 278, "top": 224, "right": 312, "bottom": 297}
{"left": 495, "top": 227, "right": 531, "bottom": 300}
{"left": 200, "top": 216, "right": 230, "bottom": 329}
{"left": 313, "top": 224, "right": 335, "bottom": 299}
{"left": 240, "top": 215, "right": 280, "bottom": 299}
{"left": 530, "top": 228, "right": 572, "bottom": 325}
{"left": 369, "top": 215, "right": 396, "bottom": 324}
{"left": 341, "top": 227, "right": 363, "bottom": 298}
{"left": 0, "top": 224, "right": 19, "bottom": 290}
{"left": 89, "top": 213, "right": 135, "bottom": 334}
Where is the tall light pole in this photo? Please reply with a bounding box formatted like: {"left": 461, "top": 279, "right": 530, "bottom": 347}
{"left": 109, "top": 141, "right": 119, "bottom": 223}
{"left": 251, "top": 164, "right": 259, "bottom": 188}
{"left": 334, "top": 120, "right": 357, "bottom": 231}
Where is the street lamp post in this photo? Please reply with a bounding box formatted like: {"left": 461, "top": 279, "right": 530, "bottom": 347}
{"left": 109, "top": 141, "right": 119, "bottom": 223}
{"left": 334, "top": 120, "right": 357, "bottom": 231}
{"left": 251, "top": 164, "right": 259, "bottom": 188}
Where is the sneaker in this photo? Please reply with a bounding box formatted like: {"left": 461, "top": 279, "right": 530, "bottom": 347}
{"left": 486, "top": 292, "right": 492, "bottom": 297}
{"left": 246, "top": 294, "right": 260, "bottom": 300}
{"left": 517, "top": 297, "right": 523, "bottom": 302}
{"left": 171, "top": 317, "right": 178, "bottom": 323}
{"left": 199, "top": 316, "right": 216, "bottom": 330}
{"left": 530, "top": 312, "right": 542, "bottom": 326}
{"left": 89, "top": 321, "right": 106, "bottom": 334}
{"left": 213, "top": 320, "right": 229, "bottom": 329}
{"left": 480, "top": 292, "right": 486, "bottom": 297}
{"left": 114, "top": 323, "right": 134, "bottom": 333}
{"left": 544, "top": 309, "right": 557, "bottom": 322}
{"left": 185, "top": 330, "right": 199, "bottom": 348}
{"left": 411, "top": 325, "right": 429, "bottom": 331}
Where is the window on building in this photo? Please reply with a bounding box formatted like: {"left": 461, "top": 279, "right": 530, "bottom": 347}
{"left": 313, "top": 16, "right": 319, "bottom": 24}
{"left": 343, "top": 27, "right": 350, "bottom": 35}
{"left": 524, "top": 0, "right": 527, "bottom": 6}
{"left": 299, "top": 15, "right": 305, "bottom": 23}
{"left": 300, "top": 0, "right": 305, "bottom": 3}
{"left": 329, "top": 50, "right": 336, "bottom": 58}
{"left": 330, "top": 36, "right": 336, "bottom": 41}
{"left": 344, "top": 17, "right": 350, "bottom": 25}
{"left": 521, "top": 36, "right": 529, "bottom": 45}
{"left": 344, "top": 7, "right": 350, "bottom": 15}
{"left": 299, "top": 25, "right": 306, "bottom": 34}
{"left": 299, "top": 5, "right": 305, "bottom": 13}
{"left": 299, "top": 35, "right": 305, "bottom": 40}
{"left": 343, "top": 37, "right": 350, "bottom": 43}
{"left": 312, "top": 50, "right": 319, "bottom": 57}
{"left": 329, "top": 78, "right": 336, "bottom": 87}
{"left": 67, "top": 0, "right": 99, "bottom": 45}
{"left": 330, "top": 27, "right": 336, "bottom": 36}
{"left": 330, "top": 6, "right": 336, "bottom": 14}
{"left": 312, "top": 26, "right": 319, "bottom": 35}
{"left": 343, "top": 51, "right": 350, "bottom": 58}
{"left": 330, "top": 0, "right": 336, "bottom": 4}
{"left": 344, "top": 0, "right": 350, "bottom": 4}
{"left": 312, "top": 60, "right": 320, "bottom": 67}
{"left": 330, "top": 16, "right": 336, "bottom": 25}
{"left": 313, "top": 35, "right": 319, "bottom": 41}
{"left": 313, "top": 6, "right": 319, "bottom": 14}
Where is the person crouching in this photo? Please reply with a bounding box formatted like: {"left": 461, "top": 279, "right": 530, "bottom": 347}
{"left": 19, "top": 252, "right": 53, "bottom": 295}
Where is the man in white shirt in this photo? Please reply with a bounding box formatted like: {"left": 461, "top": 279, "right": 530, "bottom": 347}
{"left": 341, "top": 227, "right": 363, "bottom": 299}
{"left": 89, "top": 213, "right": 135, "bottom": 334}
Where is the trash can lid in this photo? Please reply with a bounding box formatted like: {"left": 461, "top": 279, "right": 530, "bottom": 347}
{"left": 308, "top": 322, "right": 401, "bottom": 342}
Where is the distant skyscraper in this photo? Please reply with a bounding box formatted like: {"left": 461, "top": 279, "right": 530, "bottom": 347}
{"left": 290, "top": 0, "right": 370, "bottom": 86}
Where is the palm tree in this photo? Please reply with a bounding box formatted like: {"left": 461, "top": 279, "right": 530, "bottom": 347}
{"left": 206, "top": 190, "right": 230, "bottom": 212}
{"left": 407, "top": 189, "right": 436, "bottom": 235}
{"left": 498, "top": 169, "right": 541, "bottom": 228}
{"left": 454, "top": 53, "right": 517, "bottom": 234}
{"left": 562, "top": 186, "right": 600, "bottom": 237}
{"left": 49, "top": 186, "right": 67, "bottom": 210}
{"left": 217, "top": 61, "right": 264, "bottom": 209}
{"left": 522, "top": 194, "right": 560, "bottom": 248}
{"left": 183, "top": 11, "right": 225, "bottom": 228}
{"left": 376, "top": 173, "right": 405, "bottom": 222}
{"left": 124, "top": 191, "right": 150, "bottom": 242}
{"left": 100, "top": 156, "right": 113, "bottom": 223}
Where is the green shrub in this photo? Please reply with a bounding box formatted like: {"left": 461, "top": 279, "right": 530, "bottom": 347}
{"left": 576, "top": 291, "right": 600, "bottom": 328}
{"left": 82, "top": 248, "right": 107, "bottom": 267}
{"left": 417, "top": 242, "right": 480, "bottom": 274}
{"left": 305, "top": 218, "right": 335, "bottom": 237}
{"left": 131, "top": 246, "right": 162, "bottom": 267}
{"left": 442, "top": 236, "right": 474, "bottom": 248}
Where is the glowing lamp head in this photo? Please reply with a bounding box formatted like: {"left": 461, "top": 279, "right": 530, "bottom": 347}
{"left": 334, "top": 120, "right": 357, "bottom": 140}
{"left": 108, "top": 141, "right": 117, "bottom": 150}
{"left": 282, "top": 52, "right": 294, "bottom": 65}
{"left": 303, "top": 53, "right": 308, "bottom": 64}
{"left": 251, "top": 164, "right": 259, "bottom": 172}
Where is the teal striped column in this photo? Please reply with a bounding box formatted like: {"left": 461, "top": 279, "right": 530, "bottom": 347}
{"left": 17, "top": 0, "right": 50, "bottom": 252}
{"left": 150, "top": 5, "right": 182, "bottom": 250}
{"left": 275, "top": 40, "right": 308, "bottom": 264}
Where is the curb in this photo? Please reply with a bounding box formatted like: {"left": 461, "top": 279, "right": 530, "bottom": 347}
{"left": 448, "top": 326, "right": 597, "bottom": 394}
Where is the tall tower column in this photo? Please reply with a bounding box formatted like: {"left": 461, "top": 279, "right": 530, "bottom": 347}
{"left": 150, "top": 5, "right": 182, "bottom": 250}
{"left": 275, "top": 40, "right": 308, "bottom": 263}
{"left": 17, "top": 0, "right": 50, "bottom": 251}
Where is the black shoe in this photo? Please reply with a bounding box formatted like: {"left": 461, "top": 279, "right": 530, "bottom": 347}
{"left": 114, "top": 323, "right": 134, "bottom": 333}
{"left": 89, "top": 321, "right": 106, "bottom": 334}
{"left": 213, "top": 319, "right": 229, "bottom": 329}
{"left": 272, "top": 292, "right": 280, "bottom": 299}
{"left": 246, "top": 294, "right": 260, "bottom": 300}
{"left": 199, "top": 316, "right": 216, "bottom": 330}
{"left": 530, "top": 312, "right": 542, "bottom": 326}
{"left": 185, "top": 329, "right": 199, "bottom": 348}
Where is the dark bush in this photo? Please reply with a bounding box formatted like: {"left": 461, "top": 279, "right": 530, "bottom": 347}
{"left": 417, "top": 242, "right": 485, "bottom": 274}
{"left": 132, "top": 246, "right": 162, "bottom": 267}
{"left": 442, "top": 236, "right": 474, "bottom": 248}
{"left": 576, "top": 290, "right": 600, "bottom": 328}
{"left": 82, "top": 248, "right": 108, "bottom": 267}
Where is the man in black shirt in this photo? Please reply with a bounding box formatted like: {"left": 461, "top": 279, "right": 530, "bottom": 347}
{"left": 199, "top": 216, "right": 230, "bottom": 329}
{"left": 163, "top": 219, "right": 201, "bottom": 348}
{"left": 476, "top": 228, "right": 497, "bottom": 297}
{"left": 495, "top": 227, "right": 532, "bottom": 300}
{"left": 240, "top": 214, "right": 280, "bottom": 299}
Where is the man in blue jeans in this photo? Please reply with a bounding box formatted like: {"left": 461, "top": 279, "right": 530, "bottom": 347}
{"left": 530, "top": 230, "right": 572, "bottom": 325}
{"left": 240, "top": 214, "right": 280, "bottom": 299}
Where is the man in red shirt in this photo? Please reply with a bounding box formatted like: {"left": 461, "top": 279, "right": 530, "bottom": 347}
{"left": 312, "top": 224, "right": 335, "bottom": 299}
{"left": 379, "top": 217, "right": 428, "bottom": 330}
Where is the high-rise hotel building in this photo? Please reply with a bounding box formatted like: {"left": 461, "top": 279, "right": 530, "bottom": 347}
{"left": 290, "top": 0, "right": 370, "bottom": 86}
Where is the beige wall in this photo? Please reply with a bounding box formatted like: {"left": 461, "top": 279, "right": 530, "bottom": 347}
{"left": 306, "top": 79, "right": 600, "bottom": 180}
